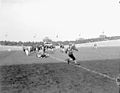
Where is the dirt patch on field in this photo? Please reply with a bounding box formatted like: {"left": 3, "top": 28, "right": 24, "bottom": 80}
{"left": 0, "top": 63, "right": 117, "bottom": 93}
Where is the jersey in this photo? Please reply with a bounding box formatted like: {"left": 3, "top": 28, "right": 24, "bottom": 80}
{"left": 65, "top": 44, "right": 78, "bottom": 55}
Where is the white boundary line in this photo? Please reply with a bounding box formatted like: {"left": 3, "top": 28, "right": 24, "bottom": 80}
{"left": 49, "top": 55, "right": 116, "bottom": 81}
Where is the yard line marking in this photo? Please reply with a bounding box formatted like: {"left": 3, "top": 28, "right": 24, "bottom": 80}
{"left": 49, "top": 55, "right": 116, "bottom": 81}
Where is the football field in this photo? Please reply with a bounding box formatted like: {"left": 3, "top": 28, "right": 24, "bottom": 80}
{"left": 0, "top": 45, "right": 120, "bottom": 93}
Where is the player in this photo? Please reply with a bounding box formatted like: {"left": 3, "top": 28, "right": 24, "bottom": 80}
{"left": 59, "top": 43, "right": 65, "bottom": 53}
{"left": 36, "top": 44, "right": 49, "bottom": 58}
{"left": 116, "top": 74, "right": 120, "bottom": 86}
{"left": 65, "top": 43, "right": 79, "bottom": 64}
{"left": 23, "top": 46, "right": 31, "bottom": 56}
{"left": 93, "top": 43, "right": 97, "bottom": 49}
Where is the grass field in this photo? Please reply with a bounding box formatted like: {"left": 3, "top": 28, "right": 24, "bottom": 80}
{"left": 0, "top": 44, "right": 120, "bottom": 93}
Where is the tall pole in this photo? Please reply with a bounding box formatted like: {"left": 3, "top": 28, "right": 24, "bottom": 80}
{"left": 79, "top": 34, "right": 81, "bottom": 37}
{"left": 33, "top": 34, "right": 37, "bottom": 42}
{"left": 5, "top": 34, "right": 8, "bottom": 41}
{"left": 56, "top": 34, "right": 59, "bottom": 44}
{"left": 56, "top": 34, "right": 58, "bottom": 41}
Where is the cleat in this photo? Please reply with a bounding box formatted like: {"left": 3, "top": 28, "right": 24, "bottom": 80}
{"left": 75, "top": 63, "right": 80, "bottom": 65}
{"left": 74, "top": 61, "right": 80, "bottom": 65}
{"left": 67, "top": 59, "right": 70, "bottom": 64}
{"left": 65, "top": 59, "right": 70, "bottom": 64}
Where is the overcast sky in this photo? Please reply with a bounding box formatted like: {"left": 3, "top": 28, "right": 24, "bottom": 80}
{"left": 0, "top": 0, "right": 120, "bottom": 41}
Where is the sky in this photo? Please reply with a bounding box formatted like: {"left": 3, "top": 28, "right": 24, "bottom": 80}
{"left": 0, "top": 0, "right": 120, "bottom": 41}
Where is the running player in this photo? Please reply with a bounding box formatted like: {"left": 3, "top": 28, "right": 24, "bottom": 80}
{"left": 65, "top": 43, "right": 79, "bottom": 64}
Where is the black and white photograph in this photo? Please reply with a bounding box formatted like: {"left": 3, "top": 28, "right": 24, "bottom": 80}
{"left": 0, "top": 0, "right": 120, "bottom": 93}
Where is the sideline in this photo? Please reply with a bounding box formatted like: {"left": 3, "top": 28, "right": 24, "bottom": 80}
{"left": 49, "top": 55, "right": 116, "bottom": 81}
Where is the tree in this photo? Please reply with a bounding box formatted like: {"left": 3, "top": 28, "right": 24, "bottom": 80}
{"left": 43, "top": 37, "right": 52, "bottom": 42}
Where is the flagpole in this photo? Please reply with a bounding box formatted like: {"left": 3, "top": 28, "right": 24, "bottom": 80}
{"left": 33, "top": 34, "right": 37, "bottom": 42}
{"left": 5, "top": 33, "right": 8, "bottom": 41}
{"left": 56, "top": 34, "right": 58, "bottom": 41}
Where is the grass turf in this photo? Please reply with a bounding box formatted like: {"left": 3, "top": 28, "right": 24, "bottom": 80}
{"left": 0, "top": 62, "right": 118, "bottom": 93}
{"left": 0, "top": 47, "right": 120, "bottom": 93}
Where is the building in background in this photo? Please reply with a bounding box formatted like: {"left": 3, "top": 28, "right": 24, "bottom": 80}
{"left": 99, "top": 32, "right": 107, "bottom": 38}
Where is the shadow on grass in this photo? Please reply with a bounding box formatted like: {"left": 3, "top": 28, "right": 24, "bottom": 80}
{"left": 0, "top": 60, "right": 118, "bottom": 93}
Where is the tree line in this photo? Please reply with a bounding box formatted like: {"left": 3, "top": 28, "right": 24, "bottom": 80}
{"left": 0, "top": 36, "right": 120, "bottom": 46}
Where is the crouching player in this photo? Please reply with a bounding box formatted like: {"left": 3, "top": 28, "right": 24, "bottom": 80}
{"left": 65, "top": 43, "right": 79, "bottom": 64}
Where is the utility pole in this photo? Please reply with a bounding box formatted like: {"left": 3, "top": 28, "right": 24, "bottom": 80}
{"left": 5, "top": 33, "right": 8, "bottom": 41}
{"left": 33, "top": 34, "right": 37, "bottom": 42}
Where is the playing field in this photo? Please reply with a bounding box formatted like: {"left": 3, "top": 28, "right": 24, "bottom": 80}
{"left": 0, "top": 43, "right": 120, "bottom": 93}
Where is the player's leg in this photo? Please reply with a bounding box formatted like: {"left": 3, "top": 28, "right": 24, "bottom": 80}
{"left": 65, "top": 58, "right": 71, "bottom": 64}
{"left": 62, "top": 48, "right": 65, "bottom": 53}
{"left": 68, "top": 53, "right": 77, "bottom": 64}
{"left": 45, "top": 53, "right": 49, "bottom": 57}
{"left": 25, "top": 49, "right": 29, "bottom": 56}
{"left": 69, "top": 53, "right": 75, "bottom": 60}
{"left": 68, "top": 53, "right": 80, "bottom": 65}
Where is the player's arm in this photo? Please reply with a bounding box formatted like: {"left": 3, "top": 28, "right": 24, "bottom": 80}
{"left": 65, "top": 48, "right": 68, "bottom": 53}
{"left": 72, "top": 45, "right": 78, "bottom": 51}
{"left": 74, "top": 48, "right": 78, "bottom": 51}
